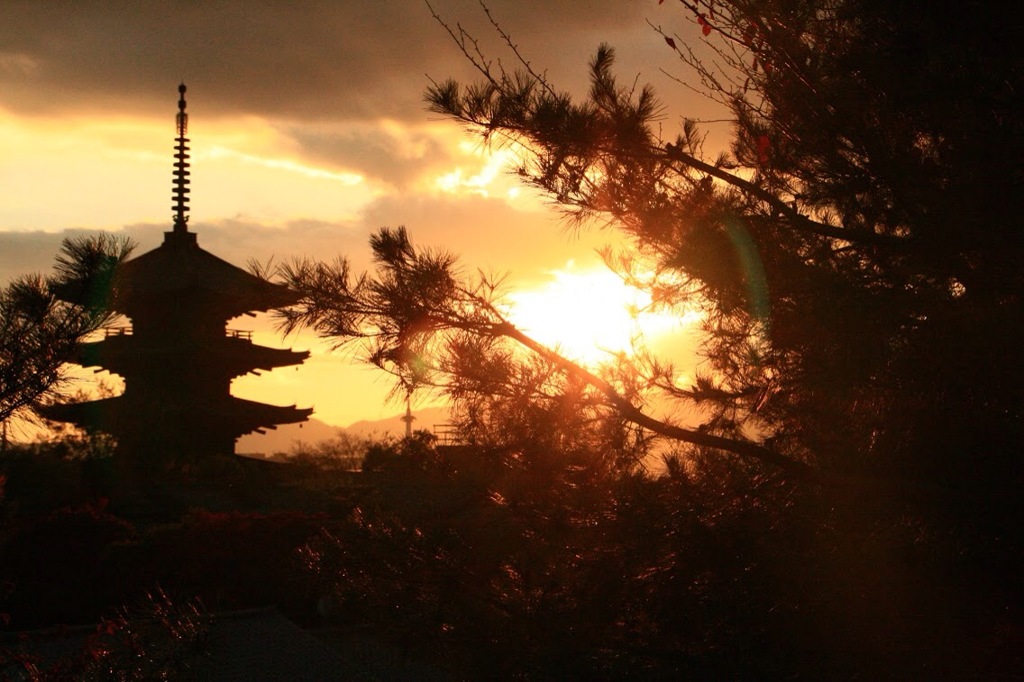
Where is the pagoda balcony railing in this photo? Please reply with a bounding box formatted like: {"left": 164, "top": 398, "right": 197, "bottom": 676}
{"left": 102, "top": 325, "right": 133, "bottom": 338}
{"left": 432, "top": 423, "right": 462, "bottom": 446}
{"left": 99, "top": 326, "right": 255, "bottom": 342}
{"left": 98, "top": 327, "right": 256, "bottom": 342}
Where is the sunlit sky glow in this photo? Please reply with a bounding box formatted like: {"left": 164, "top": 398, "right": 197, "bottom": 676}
{"left": 506, "top": 265, "right": 699, "bottom": 365}
{"left": 0, "top": 2, "right": 723, "bottom": 434}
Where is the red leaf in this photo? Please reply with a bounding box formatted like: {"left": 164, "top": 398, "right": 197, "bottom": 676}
{"left": 703, "top": 22, "right": 712, "bottom": 35}
{"left": 665, "top": 36, "right": 677, "bottom": 49}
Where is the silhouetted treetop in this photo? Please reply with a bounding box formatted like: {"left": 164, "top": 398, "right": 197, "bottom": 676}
{"left": 1, "top": 235, "right": 134, "bottom": 425}
{"left": 422, "top": 0, "right": 1023, "bottom": 486}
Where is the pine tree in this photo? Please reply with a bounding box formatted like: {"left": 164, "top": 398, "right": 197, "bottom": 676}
{"left": 0, "top": 235, "right": 133, "bottom": 425}
{"left": 420, "top": 0, "right": 1023, "bottom": 486}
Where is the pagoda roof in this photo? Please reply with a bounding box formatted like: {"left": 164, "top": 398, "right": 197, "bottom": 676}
{"left": 40, "top": 395, "right": 313, "bottom": 440}
{"left": 109, "top": 230, "right": 299, "bottom": 315}
{"left": 75, "top": 334, "right": 310, "bottom": 377}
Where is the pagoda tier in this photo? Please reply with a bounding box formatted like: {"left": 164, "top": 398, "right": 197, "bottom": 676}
{"left": 75, "top": 332, "right": 310, "bottom": 381}
{"left": 44, "top": 395, "right": 312, "bottom": 459}
{"left": 107, "top": 229, "right": 299, "bottom": 322}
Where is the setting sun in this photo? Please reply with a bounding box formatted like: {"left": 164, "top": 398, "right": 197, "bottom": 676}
{"left": 505, "top": 265, "right": 698, "bottom": 365}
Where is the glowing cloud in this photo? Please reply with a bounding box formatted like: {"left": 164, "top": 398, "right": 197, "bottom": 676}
{"left": 434, "top": 146, "right": 518, "bottom": 197}
{"left": 203, "top": 146, "right": 365, "bottom": 185}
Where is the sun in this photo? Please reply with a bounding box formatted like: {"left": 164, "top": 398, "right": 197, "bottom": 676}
{"left": 505, "top": 265, "right": 696, "bottom": 365}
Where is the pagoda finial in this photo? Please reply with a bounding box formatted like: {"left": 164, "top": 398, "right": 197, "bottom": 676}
{"left": 172, "top": 83, "right": 191, "bottom": 233}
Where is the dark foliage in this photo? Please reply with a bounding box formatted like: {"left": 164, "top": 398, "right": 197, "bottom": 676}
{"left": 2, "top": 589, "right": 210, "bottom": 681}
{"left": 0, "top": 450, "right": 326, "bottom": 630}
{"left": 0, "top": 235, "right": 133, "bottom": 425}
{"left": 0, "top": 501, "right": 135, "bottom": 627}
{"left": 303, "top": 435, "right": 1018, "bottom": 678}
{"left": 2, "top": 432, "right": 1020, "bottom": 677}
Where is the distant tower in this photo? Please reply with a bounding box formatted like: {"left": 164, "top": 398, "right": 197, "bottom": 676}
{"left": 401, "top": 395, "right": 416, "bottom": 438}
{"left": 43, "top": 84, "right": 312, "bottom": 466}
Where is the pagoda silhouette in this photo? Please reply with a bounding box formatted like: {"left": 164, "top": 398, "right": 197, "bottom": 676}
{"left": 44, "top": 85, "right": 312, "bottom": 466}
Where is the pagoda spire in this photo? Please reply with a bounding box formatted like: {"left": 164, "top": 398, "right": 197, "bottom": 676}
{"left": 172, "top": 83, "right": 190, "bottom": 233}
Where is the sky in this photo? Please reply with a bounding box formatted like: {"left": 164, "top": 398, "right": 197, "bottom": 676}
{"left": 0, "top": 1, "right": 723, "bottom": 434}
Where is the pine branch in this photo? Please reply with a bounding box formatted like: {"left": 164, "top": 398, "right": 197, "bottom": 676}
{"left": 491, "top": 318, "right": 814, "bottom": 478}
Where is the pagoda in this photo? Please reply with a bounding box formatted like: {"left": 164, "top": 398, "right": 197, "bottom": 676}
{"left": 44, "top": 84, "right": 312, "bottom": 465}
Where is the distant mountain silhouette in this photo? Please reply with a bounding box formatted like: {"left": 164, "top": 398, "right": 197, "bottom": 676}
{"left": 345, "top": 406, "right": 450, "bottom": 439}
{"left": 237, "top": 406, "right": 450, "bottom": 456}
{"left": 237, "top": 418, "right": 341, "bottom": 456}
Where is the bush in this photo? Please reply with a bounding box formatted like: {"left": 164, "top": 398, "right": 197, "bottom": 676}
{"left": 0, "top": 501, "right": 135, "bottom": 628}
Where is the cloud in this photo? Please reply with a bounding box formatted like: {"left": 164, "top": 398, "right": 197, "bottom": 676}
{"left": 0, "top": 220, "right": 356, "bottom": 285}
{"left": 0, "top": 1, "right": 655, "bottom": 123}
{"left": 187, "top": 193, "right": 613, "bottom": 287}
{"left": 0, "top": 230, "right": 73, "bottom": 283}
{"left": 0, "top": 190, "right": 613, "bottom": 295}
{"left": 0, "top": 50, "right": 39, "bottom": 76}
{"left": 356, "top": 192, "right": 612, "bottom": 286}
{"left": 280, "top": 122, "right": 455, "bottom": 189}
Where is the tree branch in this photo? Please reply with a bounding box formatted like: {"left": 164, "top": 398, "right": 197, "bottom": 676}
{"left": 486, "top": 319, "right": 814, "bottom": 478}
{"left": 661, "top": 142, "right": 904, "bottom": 247}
